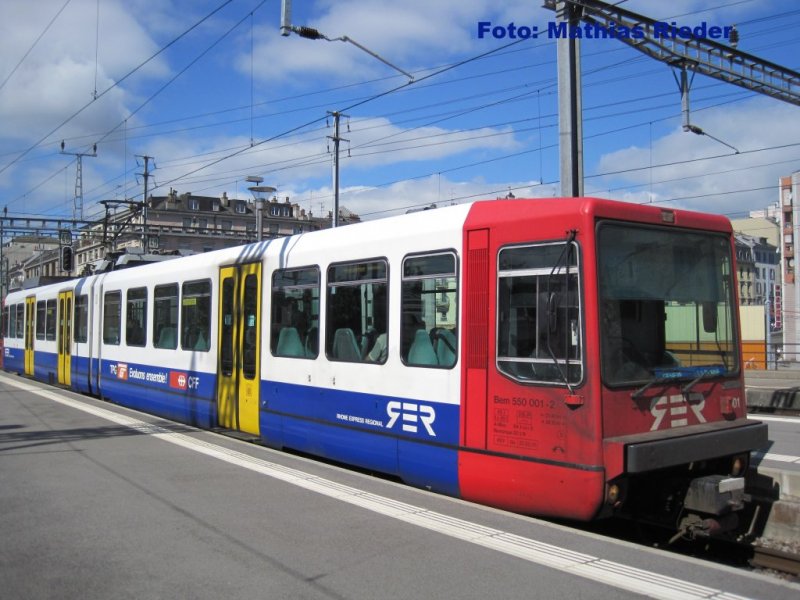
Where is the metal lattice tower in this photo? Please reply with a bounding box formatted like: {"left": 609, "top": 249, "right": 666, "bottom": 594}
{"left": 60, "top": 143, "right": 97, "bottom": 221}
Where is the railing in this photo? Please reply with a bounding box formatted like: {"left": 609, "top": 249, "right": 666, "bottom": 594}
{"left": 762, "top": 343, "right": 800, "bottom": 370}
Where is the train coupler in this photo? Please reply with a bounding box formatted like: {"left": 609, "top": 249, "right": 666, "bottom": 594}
{"left": 683, "top": 475, "right": 746, "bottom": 514}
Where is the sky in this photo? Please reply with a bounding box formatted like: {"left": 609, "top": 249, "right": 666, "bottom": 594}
{"left": 0, "top": 0, "right": 798, "bottom": 227}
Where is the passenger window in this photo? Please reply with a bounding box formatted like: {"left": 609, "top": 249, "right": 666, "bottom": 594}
{"left": 36, "top": 301, "right": 46, "bottom": 340}
{"left": 103, "top": 291, "right": 122, "bottom": 345}
{"left": 74, "top": 295, "right": 88, "bottom": 343}
{"left": 1, "top": 305, "right": 7, "bottom": 338}
{"left": 242, "top": 275, "right": 258, "bottom": 378}
{"left": 126, "top": 288, "right": 147, "bottom": 347}
{"left": 220, "top": 278, "right": 234, "bottom": 375}
{"left": 15, "top": 304, "right": 24, "bottom": 339}
{"left": 401, "top": 252, "right": 458, "bottom": 368}
{"left": 153, "top": 284, "right": 178, "bottom": 349}
{"left": 181, "top": 280, "right": 211, "bottom": 352}
{"left": 271, "top": 266, "right": 320, "bottom": 359}
{"left": 496, "top": 242, "right": 582, "bottom": 385}
{"left": 326, "top": 260, "right": 388, "bottom": 364}
{"left": 45, "top": 299, "right": 57, "bottom": 341}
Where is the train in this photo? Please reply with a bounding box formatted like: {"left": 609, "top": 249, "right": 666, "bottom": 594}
{"left": 2, "top": 197, "right": 768, "bottom": 538}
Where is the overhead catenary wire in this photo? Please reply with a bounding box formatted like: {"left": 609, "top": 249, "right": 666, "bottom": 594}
{"left": 3, "top": 1, "right": 798, "bottom": 219}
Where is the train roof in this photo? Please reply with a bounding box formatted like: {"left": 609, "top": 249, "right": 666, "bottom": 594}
{"left": 3, "top": 197, "right": 733, "bottom": 301}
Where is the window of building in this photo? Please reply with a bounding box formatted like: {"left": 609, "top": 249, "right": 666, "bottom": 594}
{"left": 181, "top": 280, "right": 211, "bottom": 351}
{"left": 326, "top": 259, "right": 388, "bottom": 364}
{"left": 74, "top": 295, "right": 88, "bottom": 343}
{"left": 103, "top": 291, "right": 122, "bottom": 345}
{"left": 497, "top": 242, "right": 582, "bottom": 385}
{"left": 235, "top": 201, "right": 247, "bottom": 214}
{"left": 189, "top": 198, "right": 199, "bottom": 211}
{"left": 153, "top": 284, "right": 178, "bottom": 349}
{"left": 270, "top": 205, "right": 280, "bottom": 216}
{"left": 45, "top": 299, "right": 56, "bottom": 341}
{"left": 126, "top": 287, "right": 147, "bottom": 347}
{"left": 401, "top": 252, "right": 458, "bottom": 368}
{"left": 271, "top": 266, "right": 320, "bottom": 359}
{"left": 36, "top": 300, "right": 46, "bottom": 340}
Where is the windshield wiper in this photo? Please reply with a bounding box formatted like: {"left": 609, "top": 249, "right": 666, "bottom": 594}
{"left": 632, "top": 369, "right": 717, "bottom": 399}
{"left": 681, "top": 370, "right": 712, "bottom": 394}
{"left": 631, "top": 376, "right": 674, "bottom": 400}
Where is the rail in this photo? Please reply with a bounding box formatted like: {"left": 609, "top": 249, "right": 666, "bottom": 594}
{"left": 751, "top": 544, "right": 800, "bottom": 578}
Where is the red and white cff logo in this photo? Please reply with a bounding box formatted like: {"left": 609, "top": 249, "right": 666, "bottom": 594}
{"left": 169, "top": 371, "right": 188, "bottom": 390}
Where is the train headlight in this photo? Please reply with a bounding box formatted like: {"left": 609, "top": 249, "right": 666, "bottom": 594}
{"left": 606, "top": 484, "right": 620, "bottom": 505}
{"left": 731, "top": 455, "right": 746, "bottom": 477}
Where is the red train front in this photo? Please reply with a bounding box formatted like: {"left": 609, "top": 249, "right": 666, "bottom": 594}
{"left": 457, "top": 198, "right": 767, "bottom": 537}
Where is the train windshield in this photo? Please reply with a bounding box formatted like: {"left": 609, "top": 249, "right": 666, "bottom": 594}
{"left": 597, "top": 223, "right": 738, "bottom": 386}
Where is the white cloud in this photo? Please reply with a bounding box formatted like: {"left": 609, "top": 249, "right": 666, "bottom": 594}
{"left": 281, "top": 174, "right": 550, "bottom": 221}
{"left": 248, "top": 0, "right": 544, "bottom": 83}
{"left": 0, "top": 0, "right": 169, "bottom": 148}
{"left": 591, "top": 97, "right": 800, "bottom": 216}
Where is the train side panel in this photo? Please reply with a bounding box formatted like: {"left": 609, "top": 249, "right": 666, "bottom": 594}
{"left": 259, "top": 207, "right": 469, "bottom": 495}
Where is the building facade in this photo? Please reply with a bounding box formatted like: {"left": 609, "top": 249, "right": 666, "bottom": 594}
{"left": 5, "top": 190, "right": 360, "bottom": 291}
{"left": 778, "top": 173, "right": 799, "bottom": 358}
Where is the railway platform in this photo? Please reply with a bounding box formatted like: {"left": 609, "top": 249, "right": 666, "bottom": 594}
{"left": 744, "top": 369, "right": 800, "bottom": 544}
{"left": 2, "top": 372, "right": 797, "bottom": 599}
{"left": 745, "top": 367, "right": 800, "bottom": 412}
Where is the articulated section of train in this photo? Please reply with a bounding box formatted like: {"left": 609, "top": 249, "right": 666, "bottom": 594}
{"left": 3, "top": 198, "right": 767, "bottom": 537}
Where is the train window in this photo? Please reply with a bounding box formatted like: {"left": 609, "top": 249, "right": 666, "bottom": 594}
{"left": 126, "top": 288, "right": 147, "bottom": 347}
{"left": 8, "top": 304, "right": 16, "bottom": 338}
{"left": 242, "top": 275, "right": 258, "bottom": 378}
{"left": 15, "top": 304, "right": 24, "bottom": 339}
{"left": 497, "top": 242, "right": 582, "bottom": 385}
{"left": 271, "top": 266, "right": 320, "bottom": 359}
{"left": 1, "top": 305, "right": 7, "bottom": 338}
{"left": 181, "top": 280, "right": 211, "bottom": 352}
{"left": 74, "top": 295, "right": 88, "bottom": 343}
{"left": 153, "top": 284, "right": 178, "bottom": 349}
{"left": 45, "top": 299, "right": 57, "bottom": 341}
{"left": 326, "top": 259, "right": 388, "bottom": 364}
{"left": 220, "top": 277, "right": 234, "bottom": 375}
{"left": 36, "top": 301, "right": 46, "bottom": 340}
{"left": 103, "top": 291, "right": 122, "bottom": 345}
{"left": 401, "top": 252, "right": 458, "bottom": 368}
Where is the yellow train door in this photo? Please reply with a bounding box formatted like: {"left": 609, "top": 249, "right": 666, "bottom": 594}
{"left": 57, "top": 290, "right": 73, "bottom": 386}
{"left": 217, "top": 263, "right": 262, "bottom": 435}
{"left": 24, "top": 296, "right": 35, "bottom": 376}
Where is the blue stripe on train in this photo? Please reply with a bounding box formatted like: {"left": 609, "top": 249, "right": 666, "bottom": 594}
{"left": 98, "top": 359, "right": 217, "bottom": 428}
{"left": 261, "top": 380, "right": 460, "bottom": 497}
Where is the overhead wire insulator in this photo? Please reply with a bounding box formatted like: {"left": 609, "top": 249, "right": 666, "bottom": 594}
{"left": 297, "top": 26, "right": 324, "bottom": 40}
{"left": 729, "top": 25, "right": 739, "bottom": 48}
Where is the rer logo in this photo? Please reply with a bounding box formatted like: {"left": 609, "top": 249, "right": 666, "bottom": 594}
{"left": 650, "top": 394, "right": 706, "bottom": 431}
{"left": 386, "top": 401, "right": 436, "bottom": 436}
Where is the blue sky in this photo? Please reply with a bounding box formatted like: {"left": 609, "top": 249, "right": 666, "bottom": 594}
{"left": 0, "top": 0, "right": 798, "bottom": 224}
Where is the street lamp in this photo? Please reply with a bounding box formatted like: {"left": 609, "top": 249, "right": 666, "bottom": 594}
{"left": 246, "top": 176, "right": 276, "bottom": 242}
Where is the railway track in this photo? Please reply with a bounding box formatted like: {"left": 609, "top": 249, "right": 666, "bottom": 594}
{"left": 751, "top": 544, "right": 800, "bottom": 579}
